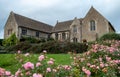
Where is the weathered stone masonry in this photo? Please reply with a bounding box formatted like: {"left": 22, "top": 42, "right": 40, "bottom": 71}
{"left": 4, "top": 7, "right": 115, "bottom": 42}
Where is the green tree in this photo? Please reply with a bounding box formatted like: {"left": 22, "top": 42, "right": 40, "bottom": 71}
{"left": 3, "top": 33, "right": 18, "bottom": 46}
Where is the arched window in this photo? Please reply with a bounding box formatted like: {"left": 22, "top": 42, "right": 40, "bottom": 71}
{"left": 73, "top": 25, "right": 77, "bottom": 33}
{"left": 90, "top": 20, "right": 95, "bottom": 31}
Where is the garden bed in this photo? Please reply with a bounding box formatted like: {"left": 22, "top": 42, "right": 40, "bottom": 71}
{"left": 0, "top": 40, "right": 120, "bottom": 77}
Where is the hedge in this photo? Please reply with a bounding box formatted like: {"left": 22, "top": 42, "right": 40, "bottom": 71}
{"left": 6, "top": 41, "right": 88, "bottom": 54}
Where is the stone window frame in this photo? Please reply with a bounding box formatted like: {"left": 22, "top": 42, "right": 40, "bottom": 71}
{"left": 90, "top": 20, "right": 96, "bottom": 31}
{"left": 36, "top": 31, "right": 39, "bottom": 37}
{"left": 58, "top": 33, "right": 62, "bottom": 41}
{"left": 73, "top": 37, "right": 78, "bottom": 42}
{"left": 8, "top": 29, "right": 13, "bottom": 35}
{"left": 62, "top": 32, "right": 66, "bottom": 40}
{"left": 65, "top": 32, "right": 69, "bottom": 40}
{"left": 21, "top": 28, "right": 27, "bottom": 35}
{"left": 73, "top": 25, "right": 77, "bottom": 33}
{"left": 55, "top": 33, "right": 58, "bottom": 40}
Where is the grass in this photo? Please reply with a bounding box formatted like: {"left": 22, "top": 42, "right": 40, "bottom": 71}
{"left": 0, "top": 54, "right": 72, "bottom": 73}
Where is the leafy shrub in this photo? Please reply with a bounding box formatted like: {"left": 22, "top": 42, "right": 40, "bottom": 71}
{"left": 64, "top": 42, "right": 88, "bottom": 53}
{"left": 5, "top": 41, "right": 88, "bottom": 54}
{"left": 99, "top": 33, "right": 120, "bottom": 40}
{"left": 47, "top": 37, "right": 54, "bottom": 41}
{"left": 71, "top": 40, "right": 120, "bottom": 77}
{"left": 28, "top": 41, "right": 88, "bottom": 53}
{"left": 20, "top": 36, "right": 40, "bottom": 43}
{"left": 20, "top": 36, "right": 54, "bottom": 44}
{"left": 6, "top": 42, "right": 32, "bottom": 53}
{"left": 1, "top": 40, "right": 120, "bottom": 77}
{"left": 0, "top": 39, "right": 3, "bottom": 46}
{"left": 2, "top": 33, "right": 18, "bottom": 46}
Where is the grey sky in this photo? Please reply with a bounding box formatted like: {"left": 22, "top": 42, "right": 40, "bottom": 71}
{"left": 0, "top": 0, "right": 120, "bottom": 38}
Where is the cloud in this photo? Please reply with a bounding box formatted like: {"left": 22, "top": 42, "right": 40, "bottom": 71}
{"left": 0, "top": 31, "right": 3, "bottom": 39}
{"left": 20, "top": 0, "right": 59, "bottom": 8}
{"left": 0, "top": 0, "right": 120, "bottom": 38}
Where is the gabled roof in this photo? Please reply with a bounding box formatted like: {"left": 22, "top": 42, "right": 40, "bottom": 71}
{"left": 12, "top": 12, "right": 53, "bottom": 33}
{"left": 108, "top": 22, "right": 116, "bottom": 32}
{"left": 85, "top": 6, "right": 115, "bottom": 32}
{"left": 52, "top": 18, "right": 83, "bottom": 32}
{"left": 52, "top": 20, "right": 73, "bottom": 32}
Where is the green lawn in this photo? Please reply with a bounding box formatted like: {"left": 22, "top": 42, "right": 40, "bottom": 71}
{"left": 0, "top": 54, "right": 72, "bottom": 73}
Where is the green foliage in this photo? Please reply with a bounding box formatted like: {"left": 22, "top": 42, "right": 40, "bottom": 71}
{"left": 71, "top": 41, "right": 120, "bottom": 77}
{"left": 1, "top": 40, "right": 120, "bottom": 76}
{"left": 0, "top": 54, "right": 18, "bottom": 73}
{"left": 6, "top": 42, "right": 32, "bottom": 53}
{"left": 28, "top": 41, "right": 88, "bottom": 53}
{"left": 2, "top": 33, "right": 18, "bottom": 46}
{"left": 99, "top": 32, "right": 120, "bottom": 40}
{"left": 47, "top": 37, "right": 54, "bottom": 41}
{"left": 20, "top": 36, "right": 40, "bottom": 43}
{"left": 0, "top": 39, "right": 3, "bottom": 46}
{"left": 0, "top": 54, "right": 71, "bottom": 73}
{"left": 20, "top": 36, "right": 54, "bottom": 44}
{"left": 6, "top": 41, "right": 88, "bottom": 54}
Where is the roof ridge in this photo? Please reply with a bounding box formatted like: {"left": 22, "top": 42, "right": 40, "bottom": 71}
{"left": 13, "top": 12, "right": 53, "bottom": 27}
{"left": 11, "top": 11, "right": 53, "bottom": 33}
{"left": 57, "top": 18, "right": 83, "bottom": 24}
{"left": 57, "top": 19, "right": 73, "bottom": 23}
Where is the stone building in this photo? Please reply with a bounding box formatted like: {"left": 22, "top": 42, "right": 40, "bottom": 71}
{"left": 4, "top": 11, "right": 53, "bottom": 39}
{"left": 4, "top": 7, "right": 115, "bottom": 42}
{"left": 52, "top": 7, "right": 115, "bottom": 42}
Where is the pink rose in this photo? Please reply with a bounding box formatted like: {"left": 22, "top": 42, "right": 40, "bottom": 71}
{"left": 23, "top": 62, "right": 34, "bottom": 70}
{"left": 82, "top": 67, "right": 91, "bottom": 77}
{"left": 47, "top": 60, "right": 54, "bottom": 65}
{"left": 0, "top": 68, "right": 5, "bottom": 76}
{"left": 46, "top": 67, "right": 51, "bottom": 72}
{"left": 100, "top": 63, "right": 104, "bottom": 68}
{"left": 43, "top": 50, "right": 47, "bottom": 53}
{"left": 24, "top": 53, "right": 30, "bottom": 57}
{"left": 25, "top": 71, "right": 31, "bottom": 76}
{"left": 38, "top": 55, "right": 45, "bottom": 61}
{"left": 53, "top": 69, "right": 57, "bottom": 72}
{"left": 85, "top": 70, "right": 91, "bottom": 77}
{"left": 99, "top": 57, "right": 102, "bottom": 62}
{"left": 36, "top": 62, "right": 42, "bottom": 67}
{"left": 15, "top": 69, "right": 21, "bottom": 76}
{"left": 33, "top": 73, "right": 43, "bottom": 77}
{"left": 17, "top": 50, "right": 21, "bottom": 54}
{"left": 5, "top": 71, "right": 11, "bottom": 76}
{"left": 63, "top": 65, "right": 71, "bottom": 70}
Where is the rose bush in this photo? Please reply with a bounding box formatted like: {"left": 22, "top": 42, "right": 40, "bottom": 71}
{"left": 72, "top": 40, "right": 120, "bottom": 77}
{"left": 0, "top": 40, "right": 120, "bottom": 77}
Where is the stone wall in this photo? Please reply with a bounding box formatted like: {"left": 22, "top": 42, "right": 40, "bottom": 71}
{"left": 70, "top": 18, "right": 82, "bottom": 42}
{"left": 82, "top": 8, "right": 109, "bottom": 42}
{"left": 4, "top": 12, "right": 18, "bottom": 39}
{"left": 19, "top": 27, "right": 49, "bottom": 39}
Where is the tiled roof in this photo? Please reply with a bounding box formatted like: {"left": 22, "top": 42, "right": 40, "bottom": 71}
{"left": 52, "top": 20, "right": 73, "bottom": 32}
{"left": 13, "top": 12, "right": 53, "bottom": 33}
{"left": 52, "top": 18, "right": 83, "bottom": 32}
